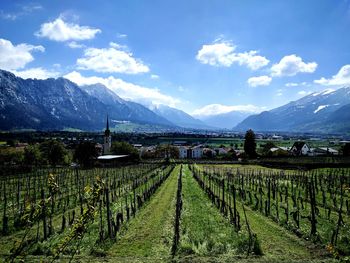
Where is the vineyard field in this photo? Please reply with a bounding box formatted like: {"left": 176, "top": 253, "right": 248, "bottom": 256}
{"left": 0, "top": 163, "right": 348, "bottom": 262}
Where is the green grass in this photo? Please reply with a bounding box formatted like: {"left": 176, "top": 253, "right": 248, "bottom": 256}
{"left": 236, "top": 203, "right": 316, "bottom": 261}
{"left": 107, "top": 165, "right": 180, "bottom": 261}
{"left": 177, "top": 165, "right": 245, "bottom": 258}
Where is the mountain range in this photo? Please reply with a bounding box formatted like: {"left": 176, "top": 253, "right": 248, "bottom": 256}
{"left": 0, "top": 69, "right": 173, "bottom": 131}
{"left": 1, "top": 68, "right": 349, "bottom": 133}
{"left": 235, "top": 87, "right": 350, "bottom": 133}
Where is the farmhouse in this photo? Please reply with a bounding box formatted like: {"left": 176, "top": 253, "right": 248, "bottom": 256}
{"left": 179, "top": 146, "right": 188, "bottom": 158}
{"left": 290, "top": 142, "right": 311, "bottom": 156}
{"left": 192, "top": 145, "right": 203, "bottom": 159}
{"left": 178, "top": 145, "right": 203, "bottom": 159}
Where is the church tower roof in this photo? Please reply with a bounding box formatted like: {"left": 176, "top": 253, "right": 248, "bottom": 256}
{"left": 105, "top": 115, "right": 110, "bottom": 136}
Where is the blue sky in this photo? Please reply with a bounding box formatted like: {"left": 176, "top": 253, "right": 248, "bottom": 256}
{"left": 1, "top": 0, "right": 350, "bottom": 117}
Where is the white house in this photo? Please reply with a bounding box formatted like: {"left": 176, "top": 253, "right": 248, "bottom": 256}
{"left": 290, "top": 142, "right": 311, "bottom": 156}
{"left": 192, "top": 146, "right": 203, "bottom": 159}
{"left": 179, "top": 146, "right": 188, "bottom": 158}
{"left": 178, "top": 145, "right": 203, "bottom": 159}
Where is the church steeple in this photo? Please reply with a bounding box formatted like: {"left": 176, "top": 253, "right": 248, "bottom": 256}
{"left": 105, "top": 115, "right": 110, "bottom": 136}
{"left": 103, "top": 115, "right": 111, "bottom": 154}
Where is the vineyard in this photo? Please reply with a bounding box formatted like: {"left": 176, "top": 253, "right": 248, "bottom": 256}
{"left": 0, "top": 163, "right": 349, "bottom": 262}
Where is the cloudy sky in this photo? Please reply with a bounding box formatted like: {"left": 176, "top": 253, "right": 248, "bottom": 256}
{"left": 1, "top": 0, "right": 350, "bottom": 117}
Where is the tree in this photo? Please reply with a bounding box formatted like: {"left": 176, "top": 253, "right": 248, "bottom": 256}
{"left": 23, "top": 145, "right": 42, "bottom": 166}
{"left": 111, "top": 141, "right": 139, "bottom": 160}
{"left": 0, "top": 148, "right": 24, "bottom": 165}
{"left": 39, "top": 140, "right": 68, "bottom": 166}
{"left": 342, "top": 143, "right": 350, "bottom": 156}
{"left": 244, "top": 129, "right": 257, "bottom": 158}
{"left": 6, "top": 139, "right": 18, "bottom": 147}
{"left": 74, "top": 141, "right": 99, "bottom": 167}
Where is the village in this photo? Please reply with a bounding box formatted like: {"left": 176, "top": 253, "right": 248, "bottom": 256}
{"left": 137, "top": 140, "right": 342, "bottom": 159}
{"left": 0, "top": 117, "right": 349, "bottom": 167}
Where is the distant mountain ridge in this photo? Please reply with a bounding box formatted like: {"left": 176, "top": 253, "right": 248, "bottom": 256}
{"left": 235, "top": 87, "right": 350, "bottom": 133}
{"left": 0, "top": 69, "right": 174, "bottom": 131}
{"left": 195, "top": 111, "right": 251, "bottom": 129}
{"left": 151, "top": 104, "right": 212, "bottom": 129}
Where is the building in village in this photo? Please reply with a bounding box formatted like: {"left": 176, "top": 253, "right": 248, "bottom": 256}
{"left": 103, "top": 116, "right": 111, "bottom": 154}
{"left": 311, "top": 147, "right": 339, "bottom": 156}
{"left": 178, "top": 145, "right": 203, "bottom": 159}
{"left": 290, "top": 141, "right": 311, "bottom": 156}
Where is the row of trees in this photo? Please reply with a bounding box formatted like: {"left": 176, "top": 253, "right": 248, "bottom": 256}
{"left": 0, "top": 140, "right": 71, "bottom": 166}
{"left": 0, "top": 140, "right": 140, "bottom": 167}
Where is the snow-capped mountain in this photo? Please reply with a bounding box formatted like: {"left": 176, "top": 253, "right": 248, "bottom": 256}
{"left": 80, "top": 84, "right": 174, "bottom": 126}
{"left": 0, "top": 69, "right": 174, "bottom": 130}
{"left": 235, "top": 87, "right": 350, "bottom": 133}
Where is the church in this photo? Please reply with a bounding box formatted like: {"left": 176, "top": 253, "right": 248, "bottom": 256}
{"left": 103, "top": 116, "right": 112, "bottom": 154}
{"left": 98, "top": 116, "right": 129, "bottom": 165}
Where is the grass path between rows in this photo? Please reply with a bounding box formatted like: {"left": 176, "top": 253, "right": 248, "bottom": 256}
{"left": 236, "top": 204, "right": 319, "bottom": 262}
{"left": 176, "top": 165, "right": 244, "bottom": 261}
{"left": 106, "top": 165, "right": 180, "bottom": 262}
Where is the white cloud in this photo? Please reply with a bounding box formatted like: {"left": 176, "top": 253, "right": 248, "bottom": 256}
{"left": 192, "top": 103, "right": 264, "bottom": 117}
{"left": 116, "top": 33, "right": 127, "bottom": 38}
{"left": 64, "top": 71, "right": 180, "bottom": 107}
{"left": 0, "top": 4, "right": 42, "bottom": 20}
{"left": 36, "top": 16, "right": 101, "bottom": 41}
{"left": 284, "top": 81, "right": 310, "bottom": 87}
{"left": 271, "top": 54, "right": 317, "bottom": 77}
{"left": 235, "top": 51, "right": 270, "bottom": 70}
{"left": 247, "top": 75, "right": 272, "bottom": 87}
{"left": 314, "top": 65, "right": 350, "bottom": 86}
{"left": 196, "top": 41, "right": 269, "bottom": 70}
{"left": 0, "top": 38, "right": 44, "bottom": 70}
{"left": 67, "top": 41, "right": 85, "bottom": 49}
{"left": 276, "top": 89, "right": 283, "bottom": 96}
{"left": 178, "top": 86, "right": 186, "bottom": 92}
{"left": 76, "top": 42, "right": 149, "bottom": 74}
{"left": 285, "top": 82, "right": 298, "bottom": 87}
{"left": 285, "top": 82, "right": 309, "bottom": 87}
{"left": 297, "top": 90, "right": 312, "bottom": 96}
{"left": 0, "top": 11, "right": 18, "bottom": 20}
{"left": 12, "top": 67, "right": 60, "bottom": 79}
{"left": 150, "top": 74, "right": 159, "bottom": 79}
